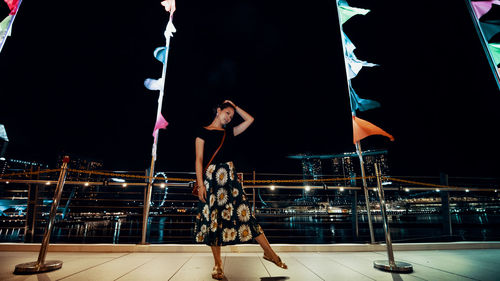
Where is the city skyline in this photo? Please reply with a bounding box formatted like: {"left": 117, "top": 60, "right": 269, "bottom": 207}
{"left": 1, "top": 1, "right": 499, "bottom": 178}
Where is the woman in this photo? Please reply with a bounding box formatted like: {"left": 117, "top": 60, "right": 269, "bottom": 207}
{"left": 194, "top": 100, "right": 287, "bottom": 280}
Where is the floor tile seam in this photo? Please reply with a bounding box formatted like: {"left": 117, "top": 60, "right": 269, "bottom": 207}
{"left": 371, "top": 252, "right": 481, "bottom": 281}
{"left": 256, "top": 253, "right": 272, "bottom": 277}
{"left": 113, "top": 257, "right": 155, "bottom": 281}
{"left": 56, "top": 253, "right": 132, "bottom": 281}
{"left": 167, "top": 253, "right": 194, "bottom": 281}
{"left": 323, "top": 254, "right": 376, "bottom": 280}
{"left": 290, "top": 255, "right": 325, "bottom": 281}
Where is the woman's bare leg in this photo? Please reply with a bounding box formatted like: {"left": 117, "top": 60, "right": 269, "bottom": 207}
{"left": 255, "top": 233, "right": 278, "bottom": 260}
{"left": 210, "top": 246, "right": 222, "bottom": 267}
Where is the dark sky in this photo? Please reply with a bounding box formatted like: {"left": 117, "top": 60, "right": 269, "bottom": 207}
{"left": 1, "top": 0, "right": 499, "bottom": 178}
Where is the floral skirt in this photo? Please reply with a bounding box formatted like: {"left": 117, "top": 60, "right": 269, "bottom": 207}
{"left": 194, "top": 161, "right": 264, "bottom": 246}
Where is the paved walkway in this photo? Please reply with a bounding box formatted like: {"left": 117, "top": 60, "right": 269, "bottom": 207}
{"left": 1, "top": 249, "right": 499, "bottom": 281}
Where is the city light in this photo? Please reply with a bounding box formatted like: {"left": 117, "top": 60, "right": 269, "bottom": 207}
{"left": 339, "top": 187, "right": 344, "bottom": 192}
{"left": 270, "top": 185, "right": 275, "bottom": 191}
{"left": 111, "top": 178, "right": 125, "bottom": 183}
{"left": 466, "top": 189, "right": 470, "bottom": 193}
{"left": 372, "top": 188, "right": 377, "bottom": 192}
{"left": 160, "top": 183, "right": 166, "bottom": 188}
{"left": 305, "top": 185, "right": 311, "bottom": 192}
{"left": 495, "top": 190, "right": 498, "bottom": 193}
{"left": 436, "top": 189, "right": 440, "bottom": 192}
{"left": 84, "top": 182, "right": 89, "bottom": 186}
{"left": 405, "top": 188, "right": 410, "bottom": 192}
{"left": 122, "top": 183, "right": 127, "bottom": 187}
{"left": 5, "top": 181, "right": 8, "bottom": 184}
{"left": 45, "top": 181, "right": 50, "bottom": 185}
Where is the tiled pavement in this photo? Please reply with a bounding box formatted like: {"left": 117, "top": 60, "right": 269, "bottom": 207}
{"left": 1, "top": 249, "right": 500, "bottom": 281}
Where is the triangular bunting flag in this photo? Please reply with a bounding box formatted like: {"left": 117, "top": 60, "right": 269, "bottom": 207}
{"left": 471, "top": 0, "right": 500, "bottom": 19}
{"left": 153, "top": 113, "right": 169, "bottom": 138}
{"left": 144, "top": 78, "right": 164, "bottom": 91}
{"left": 349, "top": 86, "right": 381, "bottom": 113}
{"left": 4, "top": 0, "right": 20, "bottom": 15}
{"left": 488, "top": 42, "right": 500, "bottom": 65}
{"left": 337, "top": 0, "right": 370, "bottom": 25}
{"left": 154, "top": 46, "right": 167, "bottom": 63}
{"left": 480, "top": 21, "right": 500, "bottom": 41}
{"left": 352, "top": 116, "right": 394, "bottom": 143}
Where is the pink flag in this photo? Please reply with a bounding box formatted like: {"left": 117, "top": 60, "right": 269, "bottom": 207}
{"left": 352, "top": 116, "right": 394, "bottom": 144}
{"left": 471, "top": 0, "right": 500, "bottom": 19}
{"left": 152, "top": 113, "right": 169, "bottom": 138}
{"left": 4, "top": 0, "right": 20, "bottom": 15}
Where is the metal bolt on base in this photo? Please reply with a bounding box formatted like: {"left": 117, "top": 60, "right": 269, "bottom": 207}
{"left": 374, "top": 260, "right": 413, "bottom": 273}
{"left": 14, "top": 260, "right": 63, "bottom": 274}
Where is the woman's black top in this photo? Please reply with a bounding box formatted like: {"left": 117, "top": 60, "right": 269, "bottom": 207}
{"left": 196, "top": 127, "right": 235, "bottom": 167}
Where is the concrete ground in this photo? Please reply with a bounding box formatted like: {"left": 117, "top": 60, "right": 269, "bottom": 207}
{"left": 1, "top": 249, "right": 500, "bottom": 281}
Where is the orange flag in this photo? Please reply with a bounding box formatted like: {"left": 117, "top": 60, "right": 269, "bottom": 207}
{"left": 352, "top": 116, "right": 394, "bottom": 143}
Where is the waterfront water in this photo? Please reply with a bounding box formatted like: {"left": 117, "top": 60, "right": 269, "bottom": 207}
{"left": 2, "top": 213, "right": 499, "bottom": 244}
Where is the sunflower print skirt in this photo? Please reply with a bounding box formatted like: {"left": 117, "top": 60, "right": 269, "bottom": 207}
{"left": 194, "top": 161, "right": 264, "bottom": 246}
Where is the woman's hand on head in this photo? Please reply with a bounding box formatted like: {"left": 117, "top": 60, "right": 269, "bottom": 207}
{"left": 223, "top": 100, "right": 236, "bottom": 108}
{"left": 198, "top": 184, "right": 207, "bottom": 203}
{"left": 161, "top": 0, "right": 176, "bottom": 14}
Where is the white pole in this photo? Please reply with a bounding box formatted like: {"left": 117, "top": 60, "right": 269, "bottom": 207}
{"left": 334, "top": 0, "right": 375, "bottom": 243}
{"left": 140, "top": 16, "right": 174, "bottom": 244}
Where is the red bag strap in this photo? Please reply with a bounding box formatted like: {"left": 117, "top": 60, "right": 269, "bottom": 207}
{"left": 203, "top": 130, "right": 226, "bottom": 173}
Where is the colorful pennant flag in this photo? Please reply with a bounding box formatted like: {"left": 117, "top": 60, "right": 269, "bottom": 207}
{"left": 349, "top": 86, "right": 380, "bottom": 113}
{"left": 153, "top": 113, "right": 169, "bottom": 138}
{"left": 471, "top": 0, "right": 500, "bottom": 19}
{"left": 144, "top": 78, "right": 163, "bottom": 91}
{"left": 4, "top": 0, "right": 19, "bottom": 14}
{"left": 480, "top": 21, "right": 500, "bottom": 41}
{"left": 488, "top": 42, "right": 500, "bottom": 65}
{"left": 337, "top": 0, "right": 370, "bottom": 25}
{"left": 1, "top": 0, "right": 21, "bottom": 52}
{"left": 352, "top": 116, "right": 394, "bottom": 144}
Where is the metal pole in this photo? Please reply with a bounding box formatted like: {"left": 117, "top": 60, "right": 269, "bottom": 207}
{"left": 14, "top": 156, "right": 70, "bottom": 274}
{"left": 356, "top": 142, "right": 375, "bottom": 244}
{"left": 373, "top": 163, "right": 413, "bottom": 273}
{"left": 140, "top": 157, "right": 155, "bottom": 244}
{"left": 351, "top": 190, "right": 359, "bottom": 239}
{"left": 440, "top": 173, "right": 452, "bottom": 236}
{"left": 252, "top": 170, "right": 256, "bottom": 215}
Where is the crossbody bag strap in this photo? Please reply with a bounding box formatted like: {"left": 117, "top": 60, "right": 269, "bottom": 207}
{"left": 203, "top": 130, "right": 226, "bottom": 173}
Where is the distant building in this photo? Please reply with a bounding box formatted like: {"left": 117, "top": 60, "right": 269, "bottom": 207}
{"left": 289, "top": 149, "right": 390, "bottom": 186}
{"left": 56, "top": 154, "right": 104, "bottom": 181}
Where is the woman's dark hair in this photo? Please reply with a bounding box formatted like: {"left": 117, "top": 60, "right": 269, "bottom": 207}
{"left": 213, "top": 102, "right": 235, "bottom": 114}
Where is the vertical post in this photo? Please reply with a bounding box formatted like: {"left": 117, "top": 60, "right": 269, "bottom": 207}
{"left": 140, "top": 158, "right": 155, "bottom": 245}
{"left": 440, "top": 173, "right": 452, "bottom": 236}
{"left": 351, "top": 190, "right": 359, "bottom": 239}
{"left": 252, "top": 170, "right": 256, "bottom": 215}
{"left": 373, "top": 163, "right": 413, "bottom": 273}
{"left": 356, "top": 142, "right": 375, "bottom": 244}
{"left": 14, "top": 156, "right": 70, "bottom": 274}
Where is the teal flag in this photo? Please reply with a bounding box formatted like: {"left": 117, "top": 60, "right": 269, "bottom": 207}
{"left": 480, "top": 21, "right": 500, "bottom": 41}
{"left": 337, "top": 0, "right": 370, "bottom": 25}
{"left": 488, "top": 42, "right": 500, "bottom": 65}
{"left": 154, "top": 46, "right": 167, "bottom": 63}
{"left": 350, "top": 86, "right": 380, "bottom": 112}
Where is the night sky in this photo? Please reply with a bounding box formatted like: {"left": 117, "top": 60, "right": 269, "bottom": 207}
{"left": 1, "top": 0, "right": 499, "bottom": 178}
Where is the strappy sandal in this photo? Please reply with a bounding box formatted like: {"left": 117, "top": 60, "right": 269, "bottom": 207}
{"left": 263, "top": 254, "right": 288, "bottom": 269}
{"left": 211, "top": 265, "right": 224, "bottom": 280}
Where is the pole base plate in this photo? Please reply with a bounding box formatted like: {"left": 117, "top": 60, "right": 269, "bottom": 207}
{"left": 374, "top": 260, "right": 413, "bottom": 273}
{"left": 14, "top": 260, "right": 63, "bottom": 275}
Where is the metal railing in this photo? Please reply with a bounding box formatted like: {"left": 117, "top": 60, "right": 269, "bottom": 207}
{"left": 1, "top": 169, "right": 499, "bottom": 246}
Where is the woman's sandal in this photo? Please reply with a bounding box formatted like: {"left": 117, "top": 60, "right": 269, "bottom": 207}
{"left": 263, "top": 254, "right": 288, "bottom": 269}
{"left": 211, "top": 265, "right": 224, "bottom": 280}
